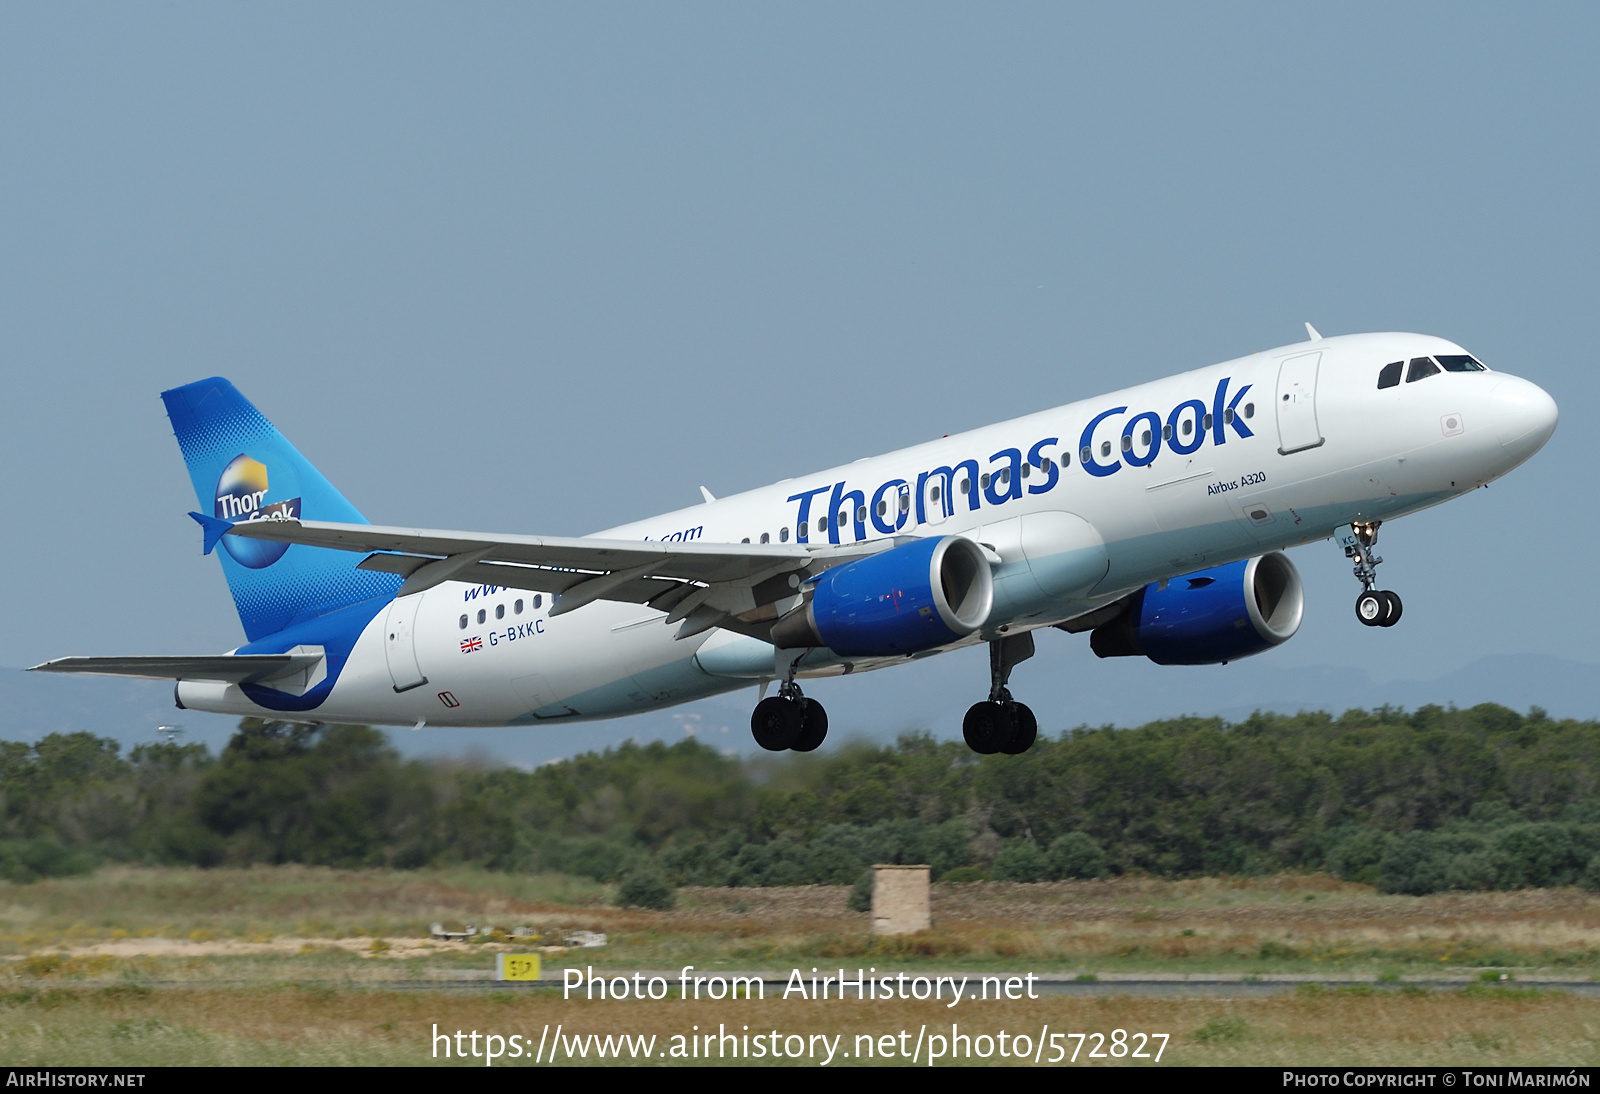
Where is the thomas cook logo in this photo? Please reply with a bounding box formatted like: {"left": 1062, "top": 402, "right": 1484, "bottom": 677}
{"left": 214, "top": 454, "right": 300, "bottom": 569}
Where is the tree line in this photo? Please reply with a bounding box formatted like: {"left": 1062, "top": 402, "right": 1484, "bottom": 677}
{"left": 2, "top": 702, "right": 1598, "bottom": 898}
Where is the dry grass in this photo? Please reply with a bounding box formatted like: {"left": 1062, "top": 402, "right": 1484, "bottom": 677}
{"left": 6, "top": 867, "right": 1600, "bottom": 977}
{"left": 4, "top": 868, "right": 1600, "bottom": 1065}
{"left": 0, "top": 983, "right": 1595, "bottom": 1066}
{"left": 0, "top": 865, "right": 611, "bottom": 953}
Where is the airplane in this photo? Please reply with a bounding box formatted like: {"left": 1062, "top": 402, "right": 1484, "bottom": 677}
{"left": 32, "top": 325, "right": 1558, "bottom": 756}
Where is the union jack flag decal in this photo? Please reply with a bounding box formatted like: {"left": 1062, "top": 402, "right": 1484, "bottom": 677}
{"left": 460, "top": 636, "right": 482, "bottom": 653}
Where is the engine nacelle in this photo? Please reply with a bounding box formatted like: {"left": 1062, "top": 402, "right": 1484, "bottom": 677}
{"left": 1089, "top": 552, "right": 1304, "bottom": 666}
{"left": 771, "top": 535, "right": 994, "bottom": 657}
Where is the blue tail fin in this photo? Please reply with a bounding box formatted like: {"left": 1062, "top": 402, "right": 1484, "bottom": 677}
{"left": 162, "top": 378, "right": 400, "bottom": 642}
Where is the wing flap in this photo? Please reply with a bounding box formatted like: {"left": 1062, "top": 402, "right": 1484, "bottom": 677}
{"left": 221, "top": 518, "right": 813, "bottom": 583}
{"left": 28, "top": 654, "right": 323, "bottom": 684}
{"left": 220, "top": 519, "right": 892, "bottom": 613}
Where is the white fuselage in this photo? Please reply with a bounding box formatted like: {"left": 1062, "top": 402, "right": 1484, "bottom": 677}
{"left": 176, "top": 332, "right": 1557, "bottom": 728}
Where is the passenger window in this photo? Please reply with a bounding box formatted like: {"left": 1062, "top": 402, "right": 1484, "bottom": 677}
{"left": 533, "top": 594, "right": 542, "bottom": 609}
{"left": 1202, "top": 413, "right": 1213, "bottom": 430}
{"left": 958, "top": 478, "right": 970, "bottom": 493}
{"left": 1244, "top": 402, "right": 1255, "bottom": 418}
{"left": 1059, "top": 452, "right": 1070, "bottom": 468}
{"left": 1100, "top": 441, "right": 1112, "bottom": 458}
{"left": 514, "top": 599, "right": 523, "bottom": 614}
{"left": 760, "top": 532, "right": 770, "bottom": 544}
{"left": 476, "top": 609, "right": 486, "bottom": 624}
{"left": 1437, "top": 354, "right": 1487, "bottom": 372}
{"left": 1080, "top": 446, "right": 1091, "bottom": 462}
{"left": 1377, "top": 361, "right": 1403, "bottom": 389}
{"left": 932, "top": 483, "right": 943, "bottom": 499}
{"left": 1162, "top": 424, "right": 1172, "bottom": 440}
{"left": 999, "top": 468, "right": 1010, "bottom": 485}
{"left": 779, "top": 527, "right": 789, "bottom": 542}
{"left": 980, "top": 473, "right": 991, "bottom": 490}
{"left": 876, "top": 500, "right": 887, "bottom": 517}
{"left": 1407, "top": 357, "right": 1440, "bottom": 382}
{"left": 817, "top": 516, "right": 828, "bottom": 533}
{"left": 855, "top": 505, "right": 866, "bottom": 524}
{"left": 1182, "top": 419, "right": 1192, "bottom": 437}
{"left": 1020, "top": 465, "right": 1029, "bottom": 480}
{"left": 898, "top": 492, "right": 910, "bottom": 512}
{"left": 798, "top": 520, "right": 808, "bottom": 539}
{"left": 458, "top": 614, "right": 468, "bottom": 630}
{"left": 495, "top": 604, "right": 505, "bottom": 620}
{"left": 741, "top": 537, "right": 750, "bottom": 543}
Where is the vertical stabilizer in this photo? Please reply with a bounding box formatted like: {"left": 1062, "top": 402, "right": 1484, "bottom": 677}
{"left": 161, "top": 378, "right": 400, "bottom": 641}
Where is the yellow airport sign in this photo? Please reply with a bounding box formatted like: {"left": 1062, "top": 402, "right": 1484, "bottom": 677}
{"left": 496, "top": 953, "right": 541, "bottom": 981}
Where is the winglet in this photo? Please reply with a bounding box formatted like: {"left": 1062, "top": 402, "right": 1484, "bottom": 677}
{"left": 1305, "top": 322, "right": 1323, "bottom": 341}
{"left": 188, "top": 512, "right": 234, "bottom": 556}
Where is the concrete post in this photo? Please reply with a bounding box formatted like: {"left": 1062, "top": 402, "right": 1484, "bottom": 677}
{"left": 871, "top": 864, "right": 931, "bottom": 935}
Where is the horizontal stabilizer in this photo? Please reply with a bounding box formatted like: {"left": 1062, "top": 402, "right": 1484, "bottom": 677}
{"left": 28, "top": 654, "right": 323, "bottom": 684}
{"left": 188, "top": 511, "right": 234, "bottom": 556}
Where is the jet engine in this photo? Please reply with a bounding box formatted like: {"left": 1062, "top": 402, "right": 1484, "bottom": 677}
{"left": 1089, "top": 552, "right": 1303, "bottom": 666}
{"left": 771, "top": 535, "right": 993, "bottom": 657}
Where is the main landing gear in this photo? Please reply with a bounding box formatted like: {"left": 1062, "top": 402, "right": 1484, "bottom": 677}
{"left": 750, "top": 656, "right": 828, "bottom": 753}
{"left": 1346, "top": 521, "right": 1403, "bottom": 628}
{"left": 963, "top": 632, "right": 1038, "bottom": 755}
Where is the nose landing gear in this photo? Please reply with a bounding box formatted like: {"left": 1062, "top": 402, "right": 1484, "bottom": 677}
{"left": 963, "top": 632, "right": 1039, "bottom": 754}
{"left": 1346, "top": 521, "right": 1402, "bottom": 627}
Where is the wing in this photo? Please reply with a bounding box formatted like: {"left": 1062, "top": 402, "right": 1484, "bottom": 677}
{"left": 28, "top": 654, "right": 322, "bottom": 684}
{"left": 204, "top": 515, "right": 892, "bottom": 639}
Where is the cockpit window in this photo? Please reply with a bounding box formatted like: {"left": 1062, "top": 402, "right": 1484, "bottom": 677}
{"left": 1436, "top": 354, "right": 1487, "bottom": 372}
{"left": 1377, "top": 361, "right": 1403, "bottom": 389}
{"left": 1406, "top": 357, "right": 1440, "bottom": 383}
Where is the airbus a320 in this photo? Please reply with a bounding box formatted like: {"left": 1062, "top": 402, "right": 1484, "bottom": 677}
{"left": 34, "top": 326, "right": 1558, "bottom": 755}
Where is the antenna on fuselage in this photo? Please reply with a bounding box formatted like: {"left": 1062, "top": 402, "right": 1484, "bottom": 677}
{"left": 1304, "top": 322, "right": 1323, "bottom": 341}
{"left": 699, "top": 486, "right": 716, "bottom": 504}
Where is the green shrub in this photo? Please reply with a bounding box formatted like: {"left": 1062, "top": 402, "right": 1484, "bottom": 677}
{"left": 991, "top": 839, "right": 1047, "bottom": 882}
{"left": 848, "top": 870, "right": 873, "bottom": 912}
{"left": 1046, "top": 832, "right": 1108, "bottom": 879}
{"left": 616, "top": 864, "right": 675, "bottom": 909}
{"left": 0, "top": 839, "right": 96, "bottom": 884}
{"left": 1328, "top": 828, "right": 1394, "bottom": 886}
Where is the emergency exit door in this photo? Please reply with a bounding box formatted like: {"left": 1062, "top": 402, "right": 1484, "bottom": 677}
{"left": 383, "top": 594, "right": 428, "bottom": 693}
{"left": 1275, "top": 352, "right": 1324, "bottom": 454}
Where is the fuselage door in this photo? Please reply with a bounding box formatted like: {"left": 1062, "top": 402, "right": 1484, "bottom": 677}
{"left": 383, "top": 594, "right": 428, "bottom": 693}
{"left": 1275, "top": 352, "right": 1324, "bottom": 454}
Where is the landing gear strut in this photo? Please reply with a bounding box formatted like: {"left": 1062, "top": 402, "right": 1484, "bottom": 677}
{"left": 751, "top": 654, "right": 828, "bottom": 752}
{"left": 1346, "top": 521, "right": 1402, "bottom": 628}
{"left": 963, "top": 633, "right": 1038, "bottom": 755}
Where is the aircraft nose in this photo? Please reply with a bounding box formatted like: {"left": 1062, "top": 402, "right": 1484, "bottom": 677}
{"left": 1490, "top": 374, "right": 1559, "bottom": 464}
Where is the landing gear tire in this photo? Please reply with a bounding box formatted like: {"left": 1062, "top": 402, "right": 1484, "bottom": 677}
{"left": 963, "top": 702, "right": 1007, "bottom": 755}
{"left": 963, "top": 701, "right": 1038, "bottom": 755}
{"left": 1000, "top": 702, "right": 1037, "bottom": 755}
{"left": 751, "top": 696, "right": 804, "bottom": 751}
{"left": 791, "top": 698, "right": 829, "bottom": 752}
{"left": 1355, "top": 591, "right": 1386, "bottom": 627}
{"left": 1378, "top": 590, "right": 1403, "bottom": 627}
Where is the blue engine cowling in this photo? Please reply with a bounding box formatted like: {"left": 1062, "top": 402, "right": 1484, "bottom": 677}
{"left": 770, "top": 535, "right": 994, "bottom": 657}
{"left": 1089, "top": 552, "right": 1304, "bottom": 666}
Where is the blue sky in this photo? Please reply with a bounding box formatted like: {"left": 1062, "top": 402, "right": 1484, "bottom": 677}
{"left": 3, "top": 4, "right": 1596, "bottom": 755}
